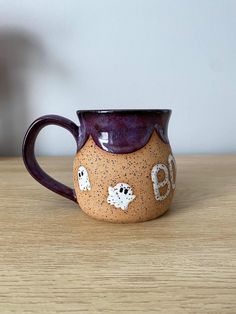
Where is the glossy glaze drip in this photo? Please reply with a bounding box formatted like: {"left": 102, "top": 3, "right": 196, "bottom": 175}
{"left": 76, "top": 110, "right": 171, "bottom": 154}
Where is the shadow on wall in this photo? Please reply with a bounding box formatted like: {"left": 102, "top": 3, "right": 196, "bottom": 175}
{"left": 0, "top": 28, "right": 68, "bottom": 156}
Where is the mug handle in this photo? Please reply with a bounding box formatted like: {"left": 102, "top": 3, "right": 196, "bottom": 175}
{"left": 22, "top": 115, "right": 78, "bottom": 202}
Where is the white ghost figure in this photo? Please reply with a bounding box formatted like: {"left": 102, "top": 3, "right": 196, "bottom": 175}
{"left": 77, "top": 166, "right": 91, "bottom": 191}
{"left": 107, "top": 183, "right": 136, "bottom": 211}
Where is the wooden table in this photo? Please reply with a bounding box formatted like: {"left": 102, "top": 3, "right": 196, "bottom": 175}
{"left": 0, "top": 156, "right": 235, "bottom": 313}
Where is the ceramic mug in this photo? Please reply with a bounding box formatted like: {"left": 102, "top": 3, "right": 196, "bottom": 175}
{"left": 23, "top": 110, "right": 176, "bottom": 223}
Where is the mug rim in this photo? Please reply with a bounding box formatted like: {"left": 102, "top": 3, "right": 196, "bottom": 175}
{"left": 77, "top": 109, "right": 171, "bottom": 114}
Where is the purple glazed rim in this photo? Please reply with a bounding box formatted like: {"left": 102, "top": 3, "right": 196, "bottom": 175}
{"left": 76, "top": 109, "right": 172, "bottom": 154}
{"left": 76, "top": 109, "right": 171, "bottom": 114}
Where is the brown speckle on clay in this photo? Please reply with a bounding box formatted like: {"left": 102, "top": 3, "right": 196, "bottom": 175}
{"left": 73, "top": 131, "right": 176, "bottom": 223}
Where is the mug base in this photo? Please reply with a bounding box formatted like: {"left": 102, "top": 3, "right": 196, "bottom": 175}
{"left": 80, "top": 206, "right": 169, "bottom": 224}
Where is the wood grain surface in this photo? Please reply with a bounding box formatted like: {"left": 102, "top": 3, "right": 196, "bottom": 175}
{"left": 0, "top": 156, "right": 235, "bottom": 313}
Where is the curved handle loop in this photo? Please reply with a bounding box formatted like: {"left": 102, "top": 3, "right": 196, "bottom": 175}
{"left": 22, "top": 115, "right": 78, "bottom": 202}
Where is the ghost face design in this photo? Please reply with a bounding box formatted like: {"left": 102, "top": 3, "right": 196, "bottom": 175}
{"left": 107, "top": 183, "right": 136, "bottom": 211}
{"left": 78, "top": 166, "right": 91, "bottom": 191}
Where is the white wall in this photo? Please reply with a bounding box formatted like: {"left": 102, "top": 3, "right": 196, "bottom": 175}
{"left": 0, "top": 0, "right": 235, "bottom": 156}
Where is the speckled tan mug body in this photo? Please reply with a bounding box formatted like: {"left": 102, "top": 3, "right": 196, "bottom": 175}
{"left": 73, "top": 131, "right": 176, "bottom": 223}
